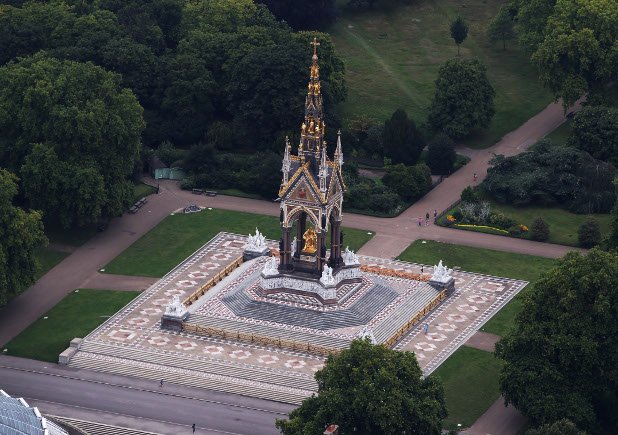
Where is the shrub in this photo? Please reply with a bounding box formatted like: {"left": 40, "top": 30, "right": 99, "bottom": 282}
{"left": 508, "top": 225, "right": 523, "bottom": 236}
{"left": 530, "top": 217, "right": 550, "bottom": 241}
{"left": 461, "top": 186, "right": 479, "bottom": 203}
{"left": 578, "top": 219, "right": 601, "bottom": 248}
{"left": 452, "top": 209, "right": 463, "bottom": 221}
{"left": 382, "top": 163, "right": 432, "bottom": 202}
{"left": 489, "top": 212, "right": 516, "bottom": 229}
{"left": 426, "top": 133, "right": 456, "bottom": 175}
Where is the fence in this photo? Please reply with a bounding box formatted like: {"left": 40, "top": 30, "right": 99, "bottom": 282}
{"left": 183, "top": 255, "right": 244, "bottom": 306}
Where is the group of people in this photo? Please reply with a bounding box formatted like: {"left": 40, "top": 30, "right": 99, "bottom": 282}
{"left": 417, "top": 209, "right": 437, "bottom": 227}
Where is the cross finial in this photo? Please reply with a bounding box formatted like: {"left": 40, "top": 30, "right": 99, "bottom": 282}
{"left": 310, "top": 38, "right": 320, "bottom": 57}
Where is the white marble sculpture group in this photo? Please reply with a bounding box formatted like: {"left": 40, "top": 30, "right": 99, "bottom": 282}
{"left": 342, "top": 246, "right": 359, "bottom": 266}
{"left": 320, "top": 264, "right": 335, "bottom": 286}
{"left": 245, "top": 227, "right": 267, "bottom": 252}
{"left": 431, "top": 260, "right": 452, "bottom": 283}
{"left": 262, "top": 256, "right": 279, "bottom": 276}
{"left": 165, "top": 295, "right": 188, "bottom": 318}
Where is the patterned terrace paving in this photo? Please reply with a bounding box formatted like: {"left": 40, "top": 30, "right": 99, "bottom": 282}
{"left": 70, "top": 232, "right": 527, "bottom": 400}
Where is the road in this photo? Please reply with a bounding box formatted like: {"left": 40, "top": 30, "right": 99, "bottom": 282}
{"left": 0, "top": 356, "right": 291, "bottom": 434}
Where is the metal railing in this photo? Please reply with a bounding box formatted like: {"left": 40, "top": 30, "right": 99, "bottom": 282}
{"left": 183, "top": 255, "right": 244, "bottom": 306}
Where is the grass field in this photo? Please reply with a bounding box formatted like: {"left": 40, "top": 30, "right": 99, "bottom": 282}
{"left": 4, "top": 289, "right": 139, "bottom": 362}
{"left": 133, "top": 183, "right": 157, "bottom": 203}
{"left": 439, "top": 202, "right": 611, "bottom": 247}
{"left": 433, "top": 346, "right": 503, "bottom": 429}
{"left": 330, "top": 0, "right": 553, "bottom": 148}
{"left": 545, "top": 119, "right": 572, "bottom": 146}
{"left": 104, "top": 209, "right": 374, "bottom": 277}
{"left": 33, "top": 247, "right": 69, "bottom": 280}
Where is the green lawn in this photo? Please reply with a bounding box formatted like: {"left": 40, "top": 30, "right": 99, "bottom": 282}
{"left": 133, "top": 183, "right": 157, "bottom": 203}
{"left": 104, "top": 209, "right": 374, "bottom": 277}
{"left": 4, "top": 289, "right": 139, "bottom": 362}
{"left": 545, "top": 119, "right": 572, "bottom": 146}
{"left": 330, "top": 0, "right": 553, "bottom": 148}
{"left": 46, "top": 225, "right": 98, "bottom": 247}
{"left": 433, "top": 346, "right": 503, "bottom": 429}
{"left": 33, "top": 247, "right": 69, "bottom": 280}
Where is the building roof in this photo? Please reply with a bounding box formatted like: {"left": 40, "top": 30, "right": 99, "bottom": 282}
{"left": 0, "top": 390, "right": 68, "bottom": 435}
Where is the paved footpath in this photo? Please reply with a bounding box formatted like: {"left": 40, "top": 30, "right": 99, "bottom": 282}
{"left": 0, "top": 100, "right": 580, "bottom": 433}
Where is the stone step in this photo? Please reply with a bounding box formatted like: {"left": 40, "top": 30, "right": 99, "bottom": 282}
{"left": 46, "top": 415, "right": 159, "bottom": 435}
{"left": 76, "top": 341, "right": 316, "bottom": 391}
{"left": 70, "top": 353, "right": 310, "bottom": 405}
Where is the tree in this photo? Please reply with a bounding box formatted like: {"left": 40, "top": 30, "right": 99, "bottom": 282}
{"left": 530, "top": 217, "right": 549, "bottom": 241}
{"left": 428, "top": 58, "right": 495, "bottom": 139}
{"left": 426, "top": 133, "right": 456, "bottom": 175}
{"left": 257, "top": 0, "right": 336, "bottom": 30}
{"left": 382, "top": 163, "right": 432, "bottom": 202}
{"left": 0, "top": 170, "right": 46, "bottom": 307}
{"left": 450, "top": 16, "right": 468, "bottom": 56}
{"left": 568, "top": 106, "right": 618, "bottom": 166}
{"left": 531, "top": 0, "right": 618, "bottom": 108}
{"left": 526, "top": 419, "right": 587, "bottom": 435}
{"left": 383, "top": 109, "right": 424, "bottom": 165}
{"left": 578, "top": 218, "right": 601, "bottom": 248}
{"left": 487, "top": 6, "right": 516, "bottom": 50}
{"left": 605, "top": 180, "right": 618, "bottom": 251}
{"left": 276, "top": 339, "right": 447, "bottom": 434}
{"left": 510, "top": 0, "right": 556, "bottom": 53}
{"left": 496, "top": 249, "right": 618, "bottom": 432}
{"left": 0, "top": 55, "right": 144, "bottom": 228}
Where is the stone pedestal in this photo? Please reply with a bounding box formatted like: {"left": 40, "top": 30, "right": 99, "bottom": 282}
{"left": 161, "top": 296, "right": 189, "bottom": 331}
{"left": 243, "top": 246, "right": 269, "bottom": 261}
{"left": 429, "top": 277, "right": 455, "bottom": 295}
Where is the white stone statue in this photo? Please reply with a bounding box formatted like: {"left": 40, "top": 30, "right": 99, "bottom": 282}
{"left": 245, "top": 227, "right": 267, "bottom": 252}
{"left": 357, "top": 325, "right": 377, "bottom": 344}
{"left": 165, "top": 295, "right": 188, "bottom": 317}
{"left": 342, "top": 246, "right": 360, "bottom": 266}
{"left": 431, "top": 260, "right": 452, "bottom": 283}
{"left": 291, "top": 236, "right": 298, "bottom": 256}
{"left": 320, "top": 264, "right": 335, "bottom": 286}
{"left": 262, "top": 256, "right": 279, "bottom": 276}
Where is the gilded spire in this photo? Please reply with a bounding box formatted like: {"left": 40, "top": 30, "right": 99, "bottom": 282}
{"left": 299, "top": 38, "right": 324, "bottom": 160}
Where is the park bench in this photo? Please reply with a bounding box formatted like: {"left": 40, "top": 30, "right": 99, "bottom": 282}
{"left": 192, "top": 188, "right": 203, "bottom": 195}
{"left": 129, "top": 197, "right": 148, "bottom": 213}
{"left": 205, "top": 190, "right": 217, "bottom": 196}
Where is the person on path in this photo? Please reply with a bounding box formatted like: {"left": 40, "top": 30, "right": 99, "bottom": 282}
{"left": 473, "top": 172, "right": 478, "bottom": 182}
{"left": 425, "top": 212, "right": 430, "bottom": 226}
{"left": 417, "top": 216, "right": 422, "bottom": 227}
{"left": 433, "top": 209, "right": 437, "bottom": 219}
{"left": 160, "top": 379, "right": 164, "bottom": 388}
{"left": 421, "top": 265, "right": 424, "bottom": 274}
{"left": 423, "top": 323, "right": 429, "bottom": 334}
{"left": 192, "top": 423, "right": 196, "bottom": 433}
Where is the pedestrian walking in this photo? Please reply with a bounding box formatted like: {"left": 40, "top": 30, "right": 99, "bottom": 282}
{"left": 433, "top": 209, "right": 437, "bottom": 219}
{"left": 421, "top": 265, "right": 424, "bottom": 274}
{"left": 423, "top": 323, "right": 429, "bottom": 334}
{"left": 425, "top": 212, "right": 430, "bottom": 226}
{"left": 473, "top": 172, "right": 478, "bottom": 182}
{"left": 192, "top": 423, "right": 196, "bottom": 433}
{"left": 417, "top": 216, "right": 422, "bottom": 227}
{"left": 160, "top": 379, "right": 164, "bottom": 388}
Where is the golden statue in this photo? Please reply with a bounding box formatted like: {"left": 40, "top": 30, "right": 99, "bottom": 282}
{"left": 309, "top": 120, "right": 315, "bottom": 133}
{"left": 301, "top": 122, "right": 306, "bottom": 133}
{"left": 313, "top": 82, "right": 320, "bottom": 94}
{"left": 302, "top": 227, "right": 317, "bottom": 254}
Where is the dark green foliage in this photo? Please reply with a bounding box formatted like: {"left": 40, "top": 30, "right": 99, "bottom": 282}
{"left": 256, "top": 0, "right": 336, "bottom": 30}
{"left": 487, "top": 6, "right": 516, "bottom": 50}
{"left": 578, "top": 219, "right": 601, "bottom": 248}
{"left": 450, "top": 16, "right": 468, "bottom": 55}
{"left": 526, "top": 419, "right": 587, "bottom": 435}
{"left": 383, "top": 109, "right": 425, "bottom": 165}
{"left": 510, "top": 0, "right": 556, "bottom": 53}
{"left": 460, "top": 186, "right": 479, "bottom": 203}
{"left": 484, "top": 140, "right": 616, "bottom": 214}
{"left": 530, "top": 217, "right": 549, "bottom": 241}
{"left": 489, "top": 212, "right": 516, "bottom": 229}
{"left": 344, "top": 179, "right": 402, "bottom": 214}
{"left": 604, "top": 180, "right": 618, "bottom": 251}
{"left": 428, "top": 58, "right": 495, "bottom": 139}
{"left": 426, "top": 133, "right": 456, "bottom": 175}
{"left": 276, "top": 339, "right": 447, "bottom": 435}
{"left": 382, "top": 163, "right": 432, "bottom": 202}
{"left": 496, "top": 250, "right": 618, "bottom": 432}
{"left": 0, "top": 170, "right": 46, "bottom": 307}
{"left": 0, "top": 55, "right": 144, "bottom": 228}
{"left": 345, "top": 0, "right": 412, "bottom": 11}
{"left": 568, "top": 106, "right": 618, "bottom": 166}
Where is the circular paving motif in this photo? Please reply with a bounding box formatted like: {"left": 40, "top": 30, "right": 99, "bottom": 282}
{"left": 435, "top": 323, "right": 458, "bottom": 332}
{"left": 467, "top": 295, "right": 489, "bottom": 304}
{"left": 210, "top": 253, "right": 232, "bottom": 261}
{"left": 203, "top": 345, "right": 224, "bottom": 355}
{"left": 426, "top": 332, "right": 448, "bottom": 342}
{"left": 187, "top": 271, "right": 210, "bottom": 279}
{"left": 176, "top": 280, "right": 198, "bottom": 288}
{"left": 446, "top": 313, "right": 468, "bottom": 323}
{"left": 229, "top": 350, "right": 252, "bottom": 360}
{"left": 107, "top": 329, "right": 137, "bottom": 342}
{"left": 285, "top": 359, "right": 307, "bottom": 369}
{"left": 414, "top": 342, "right": 436, "bottom": 352}
{"left": 147, "top": 335, "right": 170, "bottom": 346}
{"left": 175, "top": 340, "right": 198, "bottom": 351}
{"left": 457, "top": 304, "right": 479, "bottom": 313}
{"left": 222, "top": 240, "right": 246, "bottom": 249}
{"left": 140, "top": 307, "right": 162, "bottom": 316}
{"left": 257, "top": 355, "right": 279, "bottom": 364}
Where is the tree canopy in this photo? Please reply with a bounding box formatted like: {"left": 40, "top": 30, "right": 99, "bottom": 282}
{"left": 568, "top": 106, "right": 618, "bottom": 166}
{"left": 0, "top": 169, "right": 46, "bottom": 307}
{"left": 383, "top": 109, "right": 424, "bottom": 165}
{"left": 426, "top": 133, "right": 456, "bottom": 175}
{"left": 496, "top": 249, "right": 618, "bottom": 433}
{"left": 276, "top": 339, "right": 447, "bottom": 434}
{"left": 428, "top": 58, "right": 495, "bottom": 139}
{"left": 256, "top": 0, "right": 336, "bottom": 30}
{"left": 449, "top": 16, "right": 468, "bottom": 55}
{"left": 488, "top": 5, "right": 516, "bottom": 50}
{"left": 0, "top": 54, "right": 144, "bottom": 228}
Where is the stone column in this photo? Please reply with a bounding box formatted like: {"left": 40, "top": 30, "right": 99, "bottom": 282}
{"left": 280, "top": 226, "right": 292, "bottom": 271}
{"left": 329, "top": 219, "right": 343, "bottom": 268}
{"left": 297, "top": 213, "right": 306, "bottom": 254}
{"left": 316, "top": 230, "right": 327, "bottom": 275}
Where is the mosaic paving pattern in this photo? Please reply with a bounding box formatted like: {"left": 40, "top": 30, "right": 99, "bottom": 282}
{"left": 71, "top": 232, "right": 527, "bottom": 400}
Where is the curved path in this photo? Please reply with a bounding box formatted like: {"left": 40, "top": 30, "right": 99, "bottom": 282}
{"left": 0, "top": 100, "right": 580, "bottom": 434}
